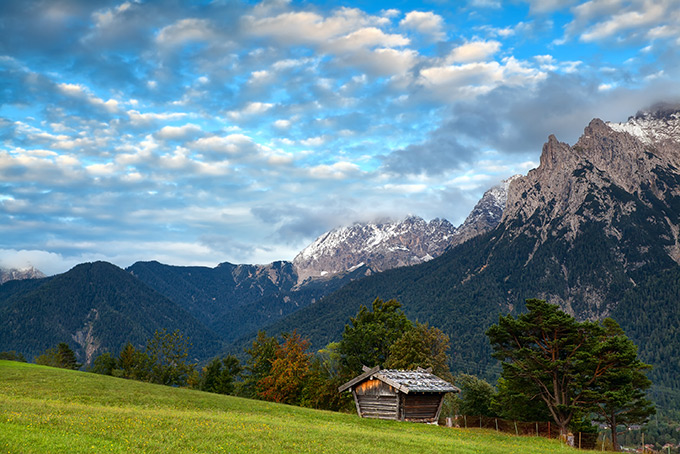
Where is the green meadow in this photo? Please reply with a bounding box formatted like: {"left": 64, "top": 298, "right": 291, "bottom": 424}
{"left": 0, "top": 360, "right": 596, "bottom": 453}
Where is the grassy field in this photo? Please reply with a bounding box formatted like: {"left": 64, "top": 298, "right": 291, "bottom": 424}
{"left": 0, "top": 360, "right": 597, "bottom": 453}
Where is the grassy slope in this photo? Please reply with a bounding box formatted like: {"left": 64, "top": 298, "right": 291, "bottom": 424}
{"left": 0, "top": 361, "right": 593, "bottom": 454}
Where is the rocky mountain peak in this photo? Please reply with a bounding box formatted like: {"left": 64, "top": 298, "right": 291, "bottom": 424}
{"left": 293, "top": 176, "right": 518, "bottom": 283}
{"left": 607, "top": 104, "right": 680, "bottom": 148}
{"left": 498, "top": 106, "right": 680, "bottom": 316}
{"left": 0, "top": 266, "right": 46, "bottom": 285}
{"left": 292, "top": 216, "right": 458, "bottom": 283}
{"left": 454, "top": 175, "right": 520, "bottom": 244}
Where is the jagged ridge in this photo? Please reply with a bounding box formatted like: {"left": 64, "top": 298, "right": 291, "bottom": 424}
{"left": 293, "top": 176, "right": 518, "bottom": 283}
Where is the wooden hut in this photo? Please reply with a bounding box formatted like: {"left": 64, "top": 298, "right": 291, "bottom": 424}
{"left": 338, "top": 366, "right": 459, "bottom": 423}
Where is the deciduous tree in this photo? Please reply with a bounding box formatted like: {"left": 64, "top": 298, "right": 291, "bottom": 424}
{"left": 385, "top": 321, "right": 452, "bottom": 380}
{"left": 338, "top": 298, "right": 412, "bottom": 375}
{"left": 258, "top": 330, "right": 311, "bottom": 405}
{"left": 242, "top": 330, "right": 279, "bottom": 398}
{"left": 455, "top": 373, "right": 497, "bottom": 417}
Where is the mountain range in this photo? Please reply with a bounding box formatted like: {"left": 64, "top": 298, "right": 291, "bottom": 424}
{"left": 1, "top": 104, "right": 679, "bottom": 410}
{"left": 0, "top": 176, "right": 513, "bottom": 363}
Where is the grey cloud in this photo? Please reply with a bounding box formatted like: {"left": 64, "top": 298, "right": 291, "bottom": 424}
{"left": 251, "top": 203, "right": 359, "bottom": 244}
{"left": 380, "top": 129, "right": 473, "bottom": 176}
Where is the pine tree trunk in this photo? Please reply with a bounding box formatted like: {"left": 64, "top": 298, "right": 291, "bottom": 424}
{"left": 611, "top": 415, "right": 619, "bottom": 452}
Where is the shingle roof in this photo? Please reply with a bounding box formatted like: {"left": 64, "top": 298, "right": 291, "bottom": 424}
{"left": 377, "top": 369, "right": 459, "bottom": 393}
{"left": 338, "top": 366, "right": 460, "bottom": 394}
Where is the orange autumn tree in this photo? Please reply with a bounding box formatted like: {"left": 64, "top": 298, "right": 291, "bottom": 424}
{"left": 257, "top": 330, "right": 311, "bottom": 405}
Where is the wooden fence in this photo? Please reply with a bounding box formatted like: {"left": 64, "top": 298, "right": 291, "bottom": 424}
{"left": 447, "top": 415, "right": 599, "bottom": 450}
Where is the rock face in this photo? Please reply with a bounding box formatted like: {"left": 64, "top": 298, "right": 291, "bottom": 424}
{"left": 0, "top": 266, "right": 46, "bottom": 284}
{"left": 292, "top": 216, "right": 456, "bottom": 283}
{"left": 454, "top": 175, "right": 521, "bottom": 244}
{"left": 498, "top": 105, "right": 680, "bottom": 317}
{"left": 293, "top": 177, "right": 517, "bottom": 283}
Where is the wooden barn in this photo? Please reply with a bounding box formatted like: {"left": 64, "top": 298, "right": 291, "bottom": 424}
{"left": 338, "top": 366, "right": 459, "bottom": 423}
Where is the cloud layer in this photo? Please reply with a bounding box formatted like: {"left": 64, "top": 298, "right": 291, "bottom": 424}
{"left": 1, "top": 0, "right": 679, "bottom": 274}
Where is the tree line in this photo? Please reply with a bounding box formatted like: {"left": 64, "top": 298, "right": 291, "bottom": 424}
{"left": 2, "top": 297, "right": 658, "bottom": 452}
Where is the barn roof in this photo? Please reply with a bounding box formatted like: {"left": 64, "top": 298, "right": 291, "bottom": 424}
{"left": 338, "top": 366, "right": 460, "bottom": 394}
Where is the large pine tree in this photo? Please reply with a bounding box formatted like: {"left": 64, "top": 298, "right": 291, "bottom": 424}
{"left": 487, "top": 299, "right": 654, "bottom": 442}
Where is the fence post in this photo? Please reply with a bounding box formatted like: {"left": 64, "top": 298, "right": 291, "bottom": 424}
{"left": 464, "top": 415, "right": 467, "bottom": 429}
{"left": 579, "top": 432, "right": 581, "bottom": 450}
{"left": 480, "top": 416, "right": 482, "bottom": 429}
{"left": 548, "top": 422, "right": 551, "bottom": 439}
{"left": 514, "top": 421, "right": 518, "bottom": 436}
{"left": 536, "top": 422, "right": 539, "bottom": 437}
{"left": 495, "top": 418, "right": 498, "bottom": 432}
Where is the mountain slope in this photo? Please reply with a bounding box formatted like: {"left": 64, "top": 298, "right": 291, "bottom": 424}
{"left": 127, "top": 260, "right": 373, "bottom": 343}
{"left": 0, "top": 261, "right": 222, "bottom": 364}
{"left": 247, "top": 106, "right": 680, "bottom": 406}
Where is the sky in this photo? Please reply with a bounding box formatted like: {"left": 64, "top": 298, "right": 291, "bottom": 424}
{"left": 1, "top": 0, "right": 679, "bottom": 275}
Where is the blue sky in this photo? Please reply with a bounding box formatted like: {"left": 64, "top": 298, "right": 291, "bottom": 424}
{"left": 1, "top": 0, "right": 679, "bottom": 275}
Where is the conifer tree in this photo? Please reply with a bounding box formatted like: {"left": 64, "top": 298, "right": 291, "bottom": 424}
{"left": 487, "top": 299, "right": 654, "bottom": 441}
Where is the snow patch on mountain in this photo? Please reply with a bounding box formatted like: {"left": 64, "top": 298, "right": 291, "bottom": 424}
{"left": 607, "top": 104, "right": 680, "bottom": 145}
{"left": 0, "top": 266, "right": 46, "bottom": 284}
{"left": 293, "top": 176, "right": 519, "bottom": 283}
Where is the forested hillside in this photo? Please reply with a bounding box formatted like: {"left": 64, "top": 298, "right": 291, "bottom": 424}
{"left": 0, "top": 261, "right": 223, "bottom": 364}
{"left": 128, "top": 260, "right": 373, "bottom": 343}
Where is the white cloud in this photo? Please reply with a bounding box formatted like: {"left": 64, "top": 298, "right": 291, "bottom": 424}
{"left": 399, "top": 11, "right": 446, "bottom": 41}
{"left": 341, "top": 48, "right": 419, "bottom": 77}
{"left": 127, "top": 110, "right": 188, "bottom": 126}
{"left": 447, "top": 39, "right": 501, "bottom": 63}
{"left": 58, "top": 82, "right": 121, "bottom": 113}
{"left": 156, "top": 18, "right": 216, "bottom": 46}
{"left": 155, "top": 123, "right": 204, "bottom": 141}
{"left": 191, "top": 134, "right": 267, "bottom": 160}
{"left": 227, "top": 102, "right": 274, "bottom": 120}
{"left": 92, "top": 2, "right": 132, "bottom": 29}
{"left": 273, "top": 119, "right": 292, "bottom": 129}
{"left": 245, "top": 8, "right": 372, "bottom": 45}
{"left": 418, "top": 57, "right": 546, "bottom": 100}
{"left": 328, "top": 27, "right": 409, "bottom": 52}
{"left": 300, "top": 136, "right": 326, "bottom": 146}
{"left": 563, "top": 0, "right": 680, "bottom": 44}
{"left": 308, "top": 161, "right": 361, "bottom": 179}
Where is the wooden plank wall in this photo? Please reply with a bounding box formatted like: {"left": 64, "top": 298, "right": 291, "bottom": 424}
{"left": 403, "top": 394, "right": 442, "bottom": 422}
{"left": 355, "top": 379, "right": 399, "bottom": 420}
{"left": 356, "top": 394, "right": 399, "bottom": 420}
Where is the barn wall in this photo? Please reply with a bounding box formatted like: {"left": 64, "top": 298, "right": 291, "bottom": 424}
{"left": 355, "top": 379, "right": 398, "bottom": 420}
{"left": 403, "top": 394, "right": 443, "bottom": 422}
